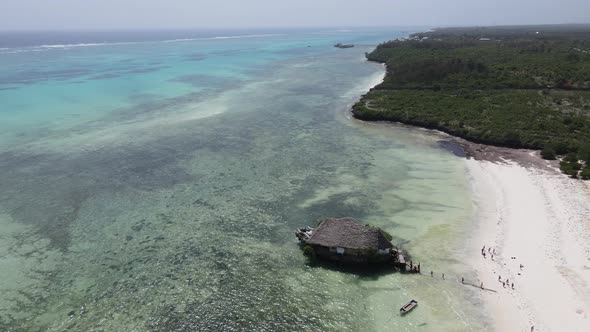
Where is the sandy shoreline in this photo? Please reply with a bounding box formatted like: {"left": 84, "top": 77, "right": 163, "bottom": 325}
{"left": 351, "top": 45, "right": 590, "bottom": 331}
{"left": 465, "top": 157, "right": 590, "bottom": 331}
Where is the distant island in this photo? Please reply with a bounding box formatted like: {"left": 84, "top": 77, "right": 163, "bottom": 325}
{"left": 353, "top": 25, "right": 590, "bottom": 178}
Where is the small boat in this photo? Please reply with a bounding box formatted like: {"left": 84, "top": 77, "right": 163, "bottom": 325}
{"left": 334, "top": 43, "right": 354, "bottom": 49}
{"left": 400, "top": 300, "right": 418, "bottom": 315}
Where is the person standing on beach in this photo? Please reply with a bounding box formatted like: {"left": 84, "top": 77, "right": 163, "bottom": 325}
{"left": 431, "top": 271, "right": 433, "bottom": 277}
{"left": 461, "top": 277, "right": 464, "bottom": 284}
{"left": 442, "top": 273, "right": 445, "bottom": 280}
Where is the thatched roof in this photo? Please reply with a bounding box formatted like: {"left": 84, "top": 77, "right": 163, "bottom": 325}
{"left": 306, "top": 218, "right": 393, "bottom": 250}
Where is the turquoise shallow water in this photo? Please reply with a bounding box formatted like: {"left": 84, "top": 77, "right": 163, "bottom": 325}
{"left": 0, "top": 28, "right": 486, "bottom": 331}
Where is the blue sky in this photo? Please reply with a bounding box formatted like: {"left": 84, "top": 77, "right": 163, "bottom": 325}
{"left": 3, "top": 0, "right": 590, "bottom": 30}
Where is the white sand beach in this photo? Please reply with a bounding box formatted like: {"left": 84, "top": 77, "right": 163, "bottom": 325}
{"left": 466, "top": 157, "right": 590, "bottom": 331}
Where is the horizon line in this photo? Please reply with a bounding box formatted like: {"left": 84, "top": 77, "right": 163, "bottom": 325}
{"left": 2, "top": 22, "right": 590, "bottom": 33}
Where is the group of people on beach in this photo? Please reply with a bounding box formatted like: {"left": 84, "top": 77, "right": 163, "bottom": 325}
{"left": 498, "top": 275, "right": 514, "bottom": 289}
{"left": 430, "top": 270, "right": 486, "bottom": 290}
{"left": 481, "top": 245, "right": 496, "bottom": 260}
{"left": 424, "top": 244, "right": 523, "bottom": 293}
{"left": 482, "top": 245, "right": 520, "bottom": 291}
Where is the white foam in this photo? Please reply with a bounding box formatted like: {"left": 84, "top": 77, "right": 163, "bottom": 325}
{"left": 162, "top": 38, "right": 199, "bottom": 43}
{"left": 39, "top": 43, "right": 115, "bottom": 48}
{"left": 211, "top": 33, "right": 285, "bottom": 40}
{"left": 0, "top": 33, "right": 287, "bottom": 54}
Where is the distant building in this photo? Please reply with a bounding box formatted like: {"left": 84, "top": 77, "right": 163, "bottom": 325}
{"left": 479, "top": 38, "right": 491, "bottom": 41}
{"left": 303, "top": 217, "right": 394, "bottom": 263}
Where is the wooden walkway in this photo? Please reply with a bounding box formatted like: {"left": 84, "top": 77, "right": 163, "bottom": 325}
{"left": 393, "top": 251, "right": 420, "bottom": 273}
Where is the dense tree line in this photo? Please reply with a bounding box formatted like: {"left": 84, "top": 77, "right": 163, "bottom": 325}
{"left": 354, "top": 25, "right": 590, "bottom": 178}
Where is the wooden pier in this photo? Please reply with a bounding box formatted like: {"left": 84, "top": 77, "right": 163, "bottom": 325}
{"left": 393, "top": 251, "right": 420, "bottom": 273}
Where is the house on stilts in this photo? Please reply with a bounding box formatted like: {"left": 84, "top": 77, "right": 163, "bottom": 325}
{"left": 296, "top": 217, "right": 418, "bottom": 272}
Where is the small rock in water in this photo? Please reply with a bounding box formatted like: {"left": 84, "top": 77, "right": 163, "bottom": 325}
{"left": 68, "top": 310, "right": 75, "bottom": 317}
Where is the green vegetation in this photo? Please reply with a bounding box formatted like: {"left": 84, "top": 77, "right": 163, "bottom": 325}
{"left": 354, "top": 25, "right": 590, "bottom": 178}
{"left": 541, "top": 146, "right": 557, "bottom": 160}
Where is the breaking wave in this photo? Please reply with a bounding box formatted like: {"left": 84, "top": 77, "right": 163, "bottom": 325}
{"left": 0, "top": 33, "right": 286, "bottom": 54}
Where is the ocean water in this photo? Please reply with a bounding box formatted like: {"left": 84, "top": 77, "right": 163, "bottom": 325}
{"left": 0, "top": 28, "right": 485, "bottom": 331}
